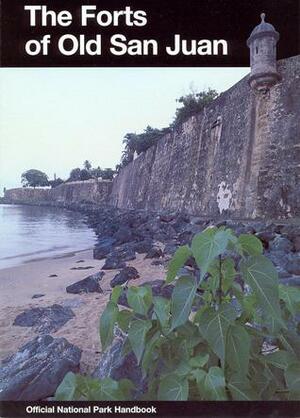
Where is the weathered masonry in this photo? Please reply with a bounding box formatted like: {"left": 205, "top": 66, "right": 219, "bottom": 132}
{"left": 4, "top": 16, "right": 300, "bottom": 219}
{"left": 110, "top": 15, "right": 300, "bottom": 219}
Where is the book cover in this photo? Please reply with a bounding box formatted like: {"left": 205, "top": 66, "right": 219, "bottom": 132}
{"left": 0, "top": 1, "right": 299, "bottom": 417}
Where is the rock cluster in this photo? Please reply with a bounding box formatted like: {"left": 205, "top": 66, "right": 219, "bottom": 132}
{"left": 13, "top": 304, "right": 75, "bottom": 334}
{"left": 0, "top": 335, "right": 81, "bottom": 401}
{"left": 88, "top": 207, "right": 300, "bottom": 287}
{"left": 5, "top": 205, "right": 300, "bottom": 401}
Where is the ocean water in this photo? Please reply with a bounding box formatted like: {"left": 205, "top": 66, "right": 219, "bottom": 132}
{"left": 0, "top": 204, "right": 97, "bottom": 269}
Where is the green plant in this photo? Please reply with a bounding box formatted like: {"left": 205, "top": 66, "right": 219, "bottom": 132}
{"left": 55, "top": 227, "right": 300, "bottom": 401}
{"left": 21, "top": 169, "right": 49, "bottom": 188}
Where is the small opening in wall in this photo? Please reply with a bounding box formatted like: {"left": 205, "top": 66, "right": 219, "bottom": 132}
{"left": 256, "top": 46, "right": 258, "bottom": 54}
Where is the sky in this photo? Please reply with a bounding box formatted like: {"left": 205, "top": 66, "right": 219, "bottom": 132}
{"left": 0, "top": 67, "right": 249, "bottom": 194}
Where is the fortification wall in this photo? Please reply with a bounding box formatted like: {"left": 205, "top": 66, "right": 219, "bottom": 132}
{"left": 4, "top": 56, "right": 299, "bottom": 219}
{"left": 110, "top": 55, "right": 300, "bottom": 219}
{"left": 3, "top": 180, "right": 112, "bottom": 207}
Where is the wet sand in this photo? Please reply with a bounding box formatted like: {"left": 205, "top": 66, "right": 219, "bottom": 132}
{"left": 0, "top": 249, "right": 166, "bottom": 374}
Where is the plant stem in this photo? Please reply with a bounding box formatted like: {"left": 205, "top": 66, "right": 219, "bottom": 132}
{"left": 218, "top": 255, "right": 223, "bottom": 306}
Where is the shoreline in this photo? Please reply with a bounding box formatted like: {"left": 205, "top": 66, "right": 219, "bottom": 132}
{"left": 0, "top": 247, "right": 95, "bottom": 270}
{"left": 0, "top": 246, "right": 166, "bottom": 375}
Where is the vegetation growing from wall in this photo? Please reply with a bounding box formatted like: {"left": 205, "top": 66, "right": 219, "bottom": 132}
{"left": 55, "top": 227, "right": 300, "bottom": 401}
{"left": 118, "top": 88, "right": 218, "bottom": 169}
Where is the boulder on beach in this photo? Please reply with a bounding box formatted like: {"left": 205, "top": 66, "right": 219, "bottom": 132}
{"left": 133, "top": 239, "right": 153, "bottom": 254}
{"left": 93, "top": 329, "right": 145, "bottom": 398}
{"left": 13, "top": 304, "right": 75, "bottom": 334}
{"left": 110, "top": 266, "right": 140, "bottom": 287}
{"left": 0, "top": 335, "right": 81, "bottom": 401}
{"left": 102, "top": 245, "right": 136, "bottom": 270}
{"left": 102, "top": 258, "right": 126, "bottom": 270}
{"left": 93, "top": 239, "right": 115, "bottom": 260}
{"left": 32, "top": 294, "right": 45, "bottom": 299}
{"left": 145, "top": 246, "right": 164, "bottom": 259}
{"left": 113, "top": 226, "right": 134, "bottom": 245}
{"left": 66, "top": 271, "right": 104, "bottom": 294}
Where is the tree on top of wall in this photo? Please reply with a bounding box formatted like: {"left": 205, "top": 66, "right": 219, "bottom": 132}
{"left": 21, "top": 169, "right": 49, "bottom": 188}
{"left": 171, "top": 88, "right": 219, "bottom": 128}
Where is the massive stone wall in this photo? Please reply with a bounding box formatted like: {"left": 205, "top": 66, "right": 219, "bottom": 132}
{"left": 3, "top": 180, "right": 112, "bottom": 207}
{"left": 111, "top": 55, "right": 300, "bottom": 219}
{"left": 4, "top": 55, "right": 299, "bottom": 219}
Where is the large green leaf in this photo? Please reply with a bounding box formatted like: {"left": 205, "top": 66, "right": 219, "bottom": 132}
{"left": 100, "top": 301, "right": 118, "bottom": 351}
{"left": 208, "top": 257, "right": 237, "bottom": 294}
{"left": 201, "top": 367, "right": 227, "bottom": 400}
{"left": 279, "top": 284, "right": 300, "bottom": 316}
{"left": 55, "top": 372, "right": 80, "bottom": 400}
{"left": 127, "top": 286, "right": 152, "bottom": 316}
{"left": 128, "top": 318, "right": 152, "bottom": 364}
{"left": 228, "top": 374, "right": 259, "bottom": 400}
{"left": 117, "top": 309, "right": 133, "bottom": 332}
{"left": 153, "top": 296, "right": 170, "bottom": 328}
{"left": 171, "top": 276, "right": 197, "bottom": 330}
{"left": 55, "top": 374, "right": 124, "bottom": 401}
{"left": 118, "top": 379, "right": 134, "bottom": 399}
{"left": 226, "top": 324, "right": 251, "bottom": 376}
{"left": 240, "top": 255, "right": 283, "bottom": 327}
{"left": 90, "top": 377, "right": 123, "bottom": 400}
{"left": 166, "top": 245, "right": 192, "bottom": 283}
{"left": 189, "top": 353, "right": 209, "bottom": 368}
{"left": 191, "top": 228, "right": 231, "bottom": 279}
{"left": 249, "top": 360, "right": 273, "bottom": 399}
{"left": 238, "top": 234, "right": 263, "bottom": 256}
{"left": 198, "top": 304, "right": 237, "bottom": 363}
{"left": 279, "top": 329, "right": 300, "bottom": 358}
{"left": 285, "top": 362, "right": 300, "bottom": 400}
{"left": 111, "top": 285, "right": 123, "bottom": 304}
{"left": 142, "top": 331, "right": 161, "bottom": 376}
{"left": 263, "top": 349, "right": 297, "bottom": 370}
{"left": 158, "top": 375, "right": 189, "bottom": 400}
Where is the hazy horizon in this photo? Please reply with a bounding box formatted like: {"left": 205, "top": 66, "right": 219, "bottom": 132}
{"left": 0, "top": 67, "right": 249, "bottom": 194}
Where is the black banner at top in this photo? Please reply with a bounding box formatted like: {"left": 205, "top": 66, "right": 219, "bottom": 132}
{"left": 0, "top": 0, "right": 299, "bottom": 67}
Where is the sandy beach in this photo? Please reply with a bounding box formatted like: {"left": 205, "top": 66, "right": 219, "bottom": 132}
{"left": 0, "top": 249, "right": 166, "bottom": 375}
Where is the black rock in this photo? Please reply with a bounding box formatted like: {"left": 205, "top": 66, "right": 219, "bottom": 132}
{"left": 93, "top": 238, "right": 116, "bottom": 260}
{"left": 133, "top": 239, "right": 153, "bottom": 254}
{"left": 0, "top": 335, "right": 81, "bottom": 401}
{"left": 287, "top": 256, "right": 300, "bottom": 276}
{"left": 255, "top": 231, "right": 277, "bottom": 248}
{"left": 102, "top": 258, "right": 126, "bottom": 270}
{"left": 143, "top": 280, "right": 174, "bottom": 299}
{"left": 151, "top": 259, "right": 164, "bottom": 266}
{"left": 13, "top": 304, "right": 75, "bottom": 333}
{"left": 269, "top": 235, "right": 293, "bottom": 252}
{"left": 32, "top": 294, "right": 45, "bottom": 299}
{"left": 164, "top": 241, "right": 179, "bottom": 255}
{"left": 66, "top": 272, "right": 104, "bottom": 294}
{"left": 117, "top": 289, "right": 130, "bottom": 308}
{"left": 110, "top": 267, "right": 140, "bottom": 287}
{"left": 159, "top": 213, "right": 176, "bottom": 223}
{"left": 280, "top": 276, "right": 300, "bottom": 287}
{"left": 145, "top": 246, "right": 163, "bottom": 259}
{"left": 70, "top": 266, "right": 94, "bottom": 270}
{"left": 113, "top": 226, "right": 134, "bottom": 245}
{"left": 113, "top": 245, "right": 136, "bottom": 262}
{"left": 102, "top": 246, "right": 136, "bottom": 270}
{"left": 93, "top": 329, "right": 145, "bottom": 399}
{"left": 292, "top": 236, "right": 300, "bottom": 252}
